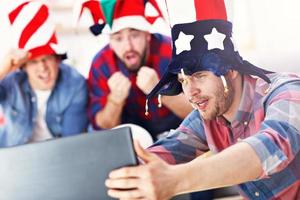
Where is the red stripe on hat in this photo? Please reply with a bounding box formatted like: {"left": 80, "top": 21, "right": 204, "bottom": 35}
{"left": 28, "top": 33, "right": 58, "bottom": 59}
{"left": 8, "top": 2, "right": 30, "bottom": 24}
{"left": 194, "top": 0, "right": 227, "bottom": 21}
{"left": 81, "top": 0, "right": 105, "bottom": 24}
{"left": 48, "top": 32, "right": 58, "bottom": 44}
{"left": 28, "top": 45, "right": 56, "bottom": 60}
{"left": 19, "top": 4, "right": 49, "bottom": 48}
{"left": 114, "top": 0, "right": 145, "bottom": 19}
{"left": 145, "top": 0, "right": 164, "bottom": 24}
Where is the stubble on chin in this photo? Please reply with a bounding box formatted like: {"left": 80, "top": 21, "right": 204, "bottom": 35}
{"left": 199, "top": 87, "right": 234, "bottom": 120}
{"left": 126, "top": 63, "right": 141, "bottom": 72}
{"left": 198, "top": 102, "right": 217, "bottom": 120}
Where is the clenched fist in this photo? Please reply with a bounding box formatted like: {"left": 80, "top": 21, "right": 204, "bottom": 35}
{"left": 136, "top": 66, "right": 159, "bottom": 95}
{"left": 107, "top": 72, "right": 131, "bottom": 104}
{"left": 0, "top": 49, "right": 30, "bottom": 79}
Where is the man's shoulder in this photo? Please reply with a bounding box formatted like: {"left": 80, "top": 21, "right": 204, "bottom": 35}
{"left": 151, "top": 33, "right": 171, "bottom": 41}
{"left": 90, "top": 45, "right": 117, "bottom": 72}
{"left": 150, "top": 33, "right": 172, "bottom": 59}
{"left": 92, "top": 45, "right": 114, "bottom": 63}
{"left": 257, "top": 72, "right": 300, "bottom": 103}
{"left": 151, "top": 33, "right": 171, "bottom": 46}
{"left": 266, "top": 72, "right": 300, "bottom": 92}
{"left": 1, "top": 70, "right": 27, "bottom": 86}
{"left": 59, "top": 63, "right": 85, "bottom": 83}
{"left": 53, "top": 64, "right": 87, "bottom": 97}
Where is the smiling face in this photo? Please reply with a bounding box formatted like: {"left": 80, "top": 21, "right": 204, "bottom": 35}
{"left": 178, "top": 70, "right": 234, "bottom": 120}
{"left": 23, "top": 54, "right": 59, "bottom": 90}
{"left": 109, "top": 28, "right": 151, "bottom": 71}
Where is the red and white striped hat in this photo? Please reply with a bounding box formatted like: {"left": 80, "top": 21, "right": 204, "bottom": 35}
{"left": 74, "top": 0, "right": 164, "bottom": 35}
{"left": 8, "top": 1, "right": 66, "bottom": 60}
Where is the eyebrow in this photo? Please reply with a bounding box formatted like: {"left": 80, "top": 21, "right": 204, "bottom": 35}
{"left": 110, "top": 33, "right": 120, "bottom": 38}
{"left": 193, "top": 71, "right": 205, "bottom": 75}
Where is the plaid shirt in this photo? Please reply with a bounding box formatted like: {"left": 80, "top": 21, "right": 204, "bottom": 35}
{"left": 88, "top": 33, "right": 182, "bottom": 139}
{"left": 149, "top": 73, "right": 300, "bottom": 199}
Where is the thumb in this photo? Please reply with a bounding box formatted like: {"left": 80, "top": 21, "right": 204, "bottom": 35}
{"left": 134, "top": 140, "right": 157, "bottom": 164}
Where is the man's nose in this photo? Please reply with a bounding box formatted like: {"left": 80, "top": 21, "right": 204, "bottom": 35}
{"left": 123, "top": 37, "right": 133, "bottom": 51}
{"left": 36, "top": 60, "right": 48, "bottom": 71}
{"left": 184, "top": 79, "right": 201, "bottom": 99}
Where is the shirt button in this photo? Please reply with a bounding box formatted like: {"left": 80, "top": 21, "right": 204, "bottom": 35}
{"left": 264, "top": 87, "right": 270, "bottom": 94}
{"left": 31, "top": 97, "right": 36, "bottom": 102}
{"left": 12, "top": 110, "right": 17, "bottom": 116}
{"left": 255, "top": 192, "right": 260, "bottom": 197}
{"left": 244, "top": 121, "right": 248, "bottom": 126}
{"left": 56, "top": 116, "right": 61, "bottom": 122}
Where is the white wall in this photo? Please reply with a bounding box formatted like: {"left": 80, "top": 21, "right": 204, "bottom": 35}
{"left": 228, "top": 0, "right": 300, "bottom": 72}
{"left": 1, "top": 0, "right": 300, "bottom": 78}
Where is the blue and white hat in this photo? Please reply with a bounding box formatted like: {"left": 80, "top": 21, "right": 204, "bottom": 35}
{"left": 147, "top": 0, "right": 272, "bottom": 99}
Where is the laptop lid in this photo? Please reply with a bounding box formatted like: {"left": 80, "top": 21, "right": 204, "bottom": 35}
{"left": 0, "top": 127, "right": 137, "bottom": 200}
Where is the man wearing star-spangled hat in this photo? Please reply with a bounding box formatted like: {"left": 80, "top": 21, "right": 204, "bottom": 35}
{"left": 105, "top": 0, "right": 300, "bottom": 199}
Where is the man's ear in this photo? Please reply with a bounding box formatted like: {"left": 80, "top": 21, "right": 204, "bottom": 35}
{"left": 108, "top": 40, "right": 113, "bottom": 49}
{"left": 146, "top": 32, "right": 151, "bottom": 42}
{"left": 227, "top": 70, "right": 239, "bottom": 80}
{"left": 108, "top": 35, "right": 114, "bottom": 48}
{"left": 55, "top": 55, "right": 62, "bottom": 62}
{"left": 21, "top": 63, "right": 27, "bottom": 71}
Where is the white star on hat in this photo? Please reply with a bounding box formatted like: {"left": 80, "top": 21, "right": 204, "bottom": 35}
{"left": 175, "top": 31, "right": 194, "bottom": 55}
{"left": 204, "top": 28, "right": 226, "bottom": 50}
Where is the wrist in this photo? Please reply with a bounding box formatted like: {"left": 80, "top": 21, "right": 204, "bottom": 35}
{"left": 107, "top": 94, "right": 125, "bottom": 106}
{"left": 0, "top": 65, "right": 10, "bottom": 80}
{"left": 172, "top": 161, "right": 204, "bottom": 196}
{"left": 171, "top": 164, "right": 190, "bottom": 195}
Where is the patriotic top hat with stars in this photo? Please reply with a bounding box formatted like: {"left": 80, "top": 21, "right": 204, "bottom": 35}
{"left": 74, "top": 0, "right": 164, "bottom": 35}
{"left": 8, "top": 1, "right": 66, "bottom": 60}
{"left": 147, "top": 0, "right": 273, "bottom": 100}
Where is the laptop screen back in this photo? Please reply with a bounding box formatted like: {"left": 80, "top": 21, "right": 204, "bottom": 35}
{"left": 0, "top": 127, "right": 137, "bottom": 200}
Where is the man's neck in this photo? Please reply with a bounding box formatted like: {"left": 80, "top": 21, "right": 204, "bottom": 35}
{"left": 223, "top": 74, "right": 243, "bottom": 122}
{"left": 142, "top": 43, "right": 150, "bottom": 65}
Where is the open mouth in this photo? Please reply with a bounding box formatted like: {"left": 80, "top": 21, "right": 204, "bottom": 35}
{"left": 195, "top": 99, "right": 209, "bottom": 110}
{"left": 189, "top": 98, "right": 209, "bottom": 111}
{"left": 124, "top": 52, "right": 139, "bottom": 66}
{"left": 38, "top": 73, "right": 51, "bottom": 83}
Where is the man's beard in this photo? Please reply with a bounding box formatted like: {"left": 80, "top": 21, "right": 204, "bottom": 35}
{"left": 200, "top": 79, "right": 234, "bottom": 120}
{"left": 124, "top": 50, "right": 147, "bottom": 72}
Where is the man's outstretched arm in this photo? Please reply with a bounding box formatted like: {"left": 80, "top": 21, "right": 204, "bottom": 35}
{"left": 105, "top": 140, "right": 262, "bottom": 200}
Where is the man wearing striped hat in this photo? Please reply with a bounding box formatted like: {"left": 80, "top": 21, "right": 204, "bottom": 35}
{"left": 0, "top": 1, "right": 88, "bottom": 146}
{"left": 78, "top": 0, "right": 192, "bottom": 140}
{"left": 105, "top": 0, "right": 300, "bottom": 199}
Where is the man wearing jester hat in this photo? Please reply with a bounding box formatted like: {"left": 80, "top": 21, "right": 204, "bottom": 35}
{"left": 105, "top": 0, "right": 300, "bottom": 199}
{"left": 76, "top": 0, "right": 192, "bottom": 140}
{"left": 0, "top": 1, "right": 88, "bottom": 146}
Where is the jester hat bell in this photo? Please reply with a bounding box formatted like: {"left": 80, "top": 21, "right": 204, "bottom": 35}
{"left": 147, "top": 0, "right": 272, "bottom": 99}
